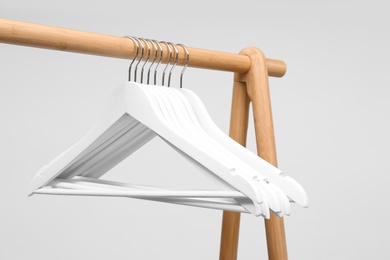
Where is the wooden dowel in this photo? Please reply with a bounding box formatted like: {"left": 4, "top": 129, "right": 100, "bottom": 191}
{"left": 0, "top": 18, "right": 286, "bottom": 76}
{"left": 219, "top": 80, "right": 251, "bottom": 260}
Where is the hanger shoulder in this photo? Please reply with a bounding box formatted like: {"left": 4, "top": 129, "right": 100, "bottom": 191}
{"left": 29, "top": 86, "right": 128, "bottom": 194}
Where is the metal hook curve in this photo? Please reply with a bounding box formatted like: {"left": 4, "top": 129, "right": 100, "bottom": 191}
{"left": 145, "top": 39, "right": 158, "bottom": 85}
{"left": 167, "top": 42, "right": 179, "bottom": 88}
{"left": 159, "top": 41, "right": 172, "bottom": 87}
{"left": 133, "top": 37, "right": 144, "bottom": 83}
{"left": 138, "top": 38, "right": 151, "bottom": 84}
{"left": 176, "top": 44, "right": 190, "bottom": 88}
{"left": 152, "top": 40, "right": 163, "bottom": 85}
{"left": 124, "top": 36, "right": 139, "bottom": 82}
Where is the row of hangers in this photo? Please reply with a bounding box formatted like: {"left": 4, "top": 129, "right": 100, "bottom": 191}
{"left": 30, "top": 37, "right": 308, "bottom": 218}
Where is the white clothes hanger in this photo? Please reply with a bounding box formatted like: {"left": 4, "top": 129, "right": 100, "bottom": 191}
{"left": 32, "top": 74, "right": 254, "bottom": 214}
{"left": 30, "top": 39, "right": 308, "bottom": 218}
{"left": 31, "top": 82, "right": 267, "bottom": 216}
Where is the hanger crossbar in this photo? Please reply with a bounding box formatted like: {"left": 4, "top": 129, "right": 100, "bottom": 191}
{"left": 0, "top": 18, "right": 286, "bottom": 76}
{"left": 41, "top": 179, "right": 247, "bottom": 198}
{"left": 35, "top": 187, "right": 247, "bottom": 199}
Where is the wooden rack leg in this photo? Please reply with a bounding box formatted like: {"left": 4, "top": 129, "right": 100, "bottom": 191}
{"left": 219, "top": 80, "right": 251, "bottom": 260}
{"left": 241, "top": 47, "right": 288, "bottom": 260}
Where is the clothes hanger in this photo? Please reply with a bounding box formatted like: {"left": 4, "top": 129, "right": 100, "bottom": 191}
{"left": 30, "top": 38, "right": 268, "bottom": 216}
{"left": 30, "top": 38, "right": 306, "bottom": 217}
{"left": 30, "top": 82, "right": 255, "bottom": 212}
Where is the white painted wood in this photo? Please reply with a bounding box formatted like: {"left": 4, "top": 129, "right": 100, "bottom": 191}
{"left": 30, "top": 82, "right": 308, "bottom": 217}
{"left": 180, "top": 88, "right": 308, "bottom": 208}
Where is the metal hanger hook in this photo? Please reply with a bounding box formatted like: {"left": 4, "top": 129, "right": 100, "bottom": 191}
{"left": 152, "top": 40, "right": 163, "bottom": 85}
{"left": 176, "top": 44, "right": 190, "bottom": 88}
{"left": 124, "top": 36, "right": 139, "bottom": 82}
{"left": 145, "top": 39, "right": 158, "bottom": 85}
{"left": 159, "top": 41, "right": 172, "bottom": 87}
{"left": 138, "top": 38, "right": 151, "bottom": 84}
{"left": 167, "top": 42, "right": 178, "bottom": 88}
{"left": 133, "top": 37, "right": 144, "bottom": 83}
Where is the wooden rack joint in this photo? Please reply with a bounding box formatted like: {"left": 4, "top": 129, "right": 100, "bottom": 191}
{"left": 220, "top": 47, "right": 288, "bottom": 260}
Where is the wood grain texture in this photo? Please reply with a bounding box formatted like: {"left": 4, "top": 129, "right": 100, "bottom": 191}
{"left": 219, "top": 80, "right": 250, "bottom": 260}
{"left": 240, "top": 47, "right": 288, "bottom": 260}
{"left": 0, "top": 18, "right": 286, "bottom": 76}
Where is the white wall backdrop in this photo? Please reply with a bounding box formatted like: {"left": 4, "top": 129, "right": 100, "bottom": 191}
{"left": 1, "top": 1, "right": 389, "bottom": 259}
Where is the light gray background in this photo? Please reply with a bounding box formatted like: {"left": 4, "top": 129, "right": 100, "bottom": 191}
{"left": 1, "top": 1, "right": 389, "bottom": 259}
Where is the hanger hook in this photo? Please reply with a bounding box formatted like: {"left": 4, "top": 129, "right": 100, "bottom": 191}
{"left": 133, "top": 37, "right": 144, "bottom": 83}
{"left": 176, "top": 44, "right": 189, "bottom": 89}
{"left": 145, "top": 39, "right": 158, "bottom": 85}
{"left": 152, "top": 40, "right": 163, "bottom": 85}
{"left": 159, "top": 41, "right": 172, "bottom": 87}
{"left": 138, "top": 38, "right": 151, "bottom": 84}
{"left": 124, "top": 36, "right": 139, "bottom": 82}
{"left": 167, "top": 42, "right": 178, "bottom": 88}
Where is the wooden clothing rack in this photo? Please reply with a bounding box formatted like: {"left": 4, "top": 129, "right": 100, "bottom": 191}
{"left": 0, "top": 18, "right": 288, "bottom": 260}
